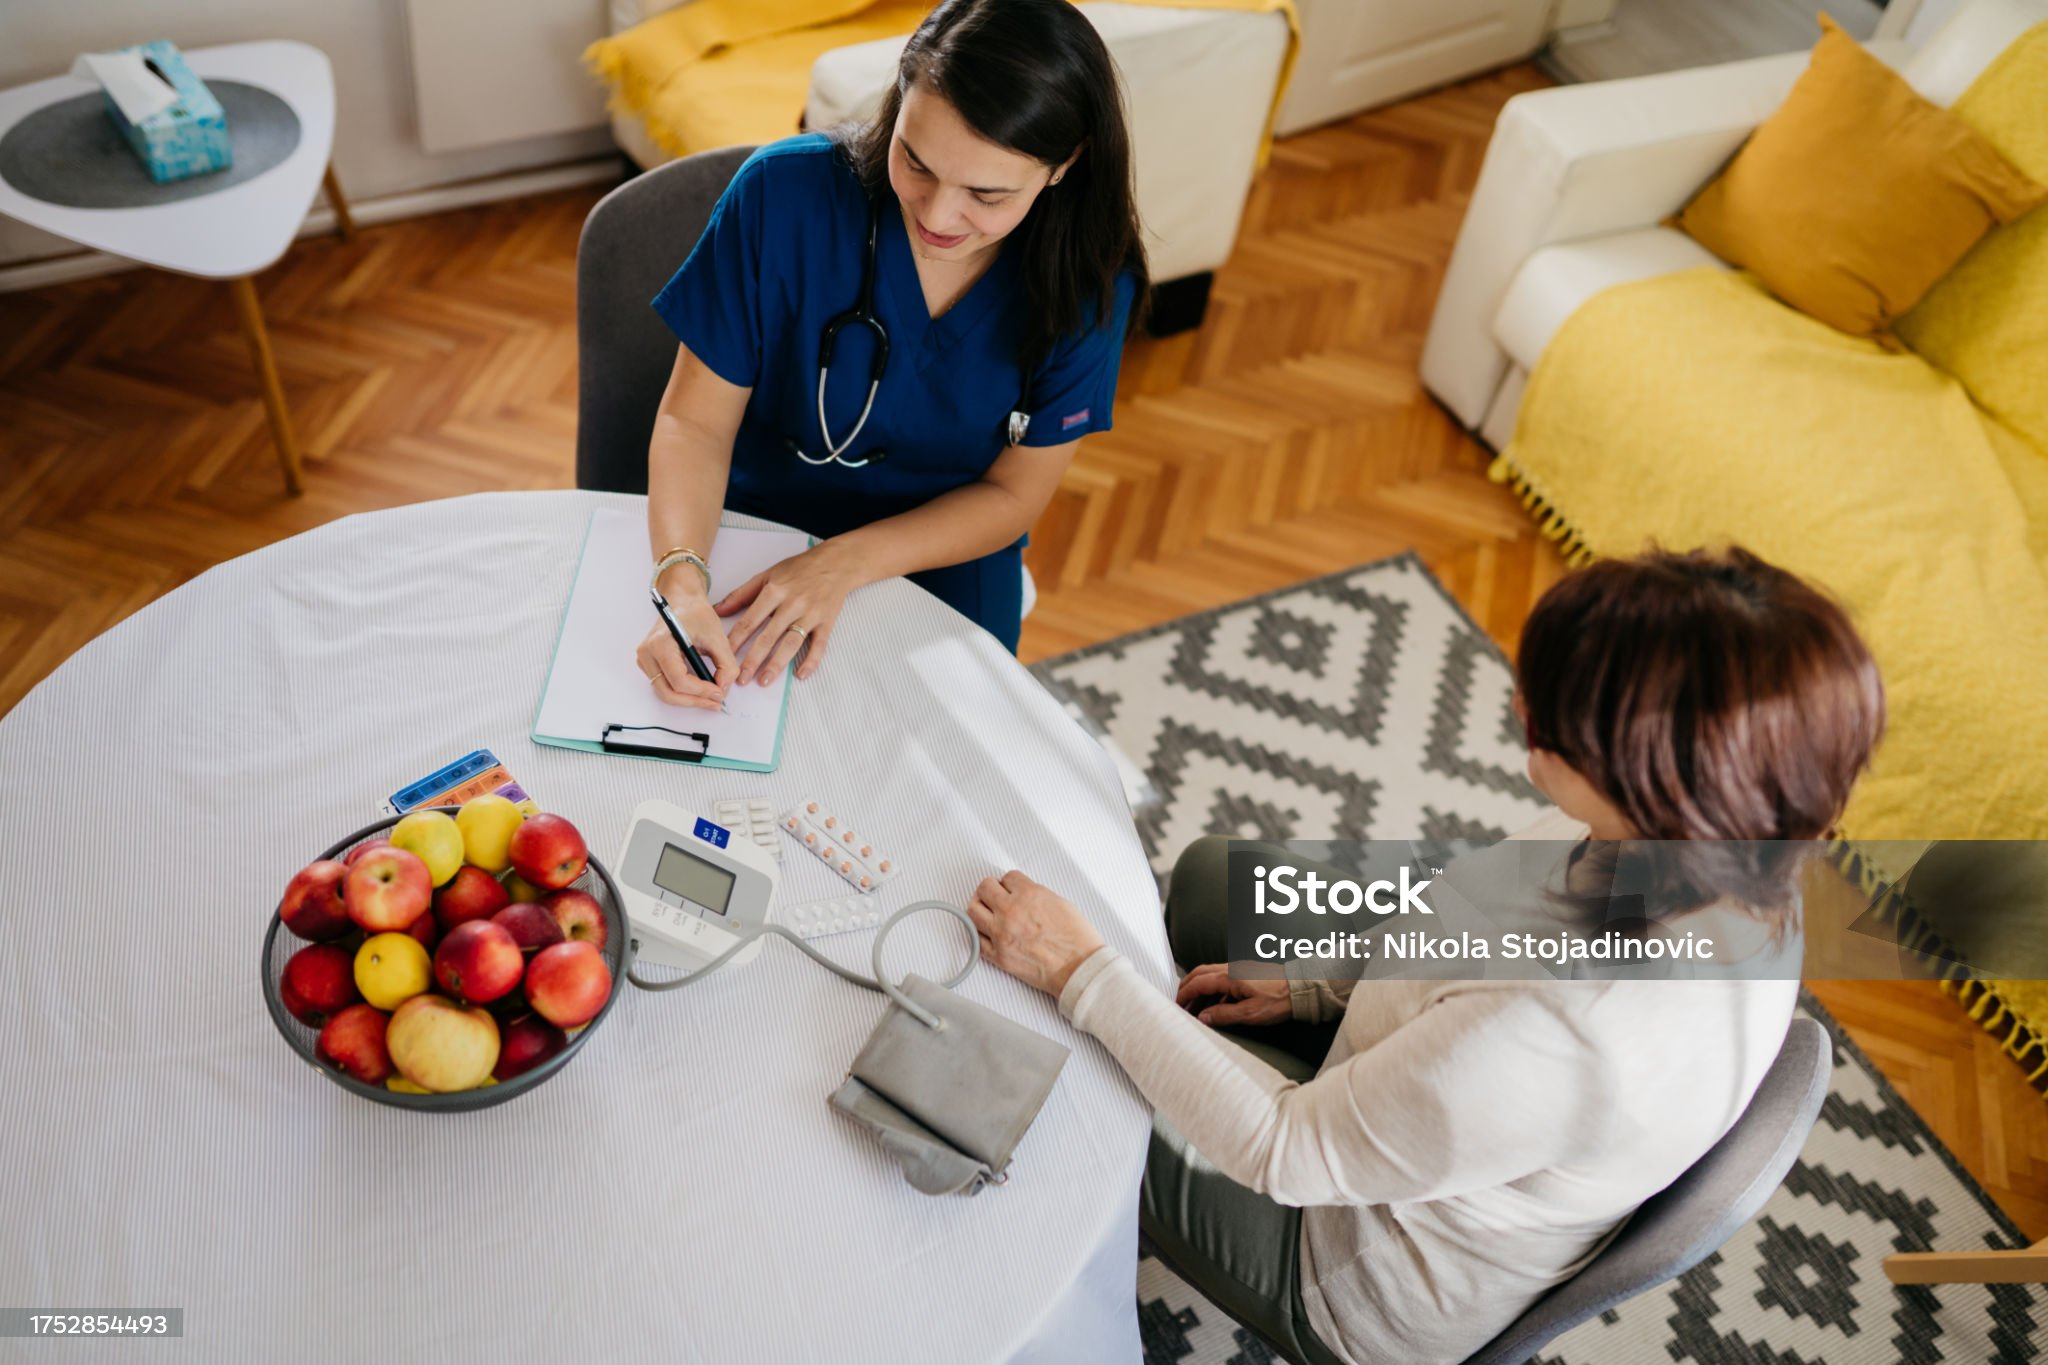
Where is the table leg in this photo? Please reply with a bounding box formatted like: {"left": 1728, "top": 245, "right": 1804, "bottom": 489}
{"left": 229, "top": 275, "right": 305, "bottom": 497}
{"left": 322, "top": 164, "right": 356, "bottom": 242}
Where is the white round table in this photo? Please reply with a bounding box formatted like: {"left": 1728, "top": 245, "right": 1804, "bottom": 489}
{"left": 0, "top": 490, "right": 1171, "bottom": 1363}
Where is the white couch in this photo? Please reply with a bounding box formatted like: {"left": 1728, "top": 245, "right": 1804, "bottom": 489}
{"left": 607, "top": 0, "right": 1289, "bottom": 305}
{"left": 1418, "top": 0, "right": 2044, "bottom": 451}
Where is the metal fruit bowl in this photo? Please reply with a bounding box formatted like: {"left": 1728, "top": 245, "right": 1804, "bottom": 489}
{"left": 261, "top": 812, "right": 633, "bottom": 1113}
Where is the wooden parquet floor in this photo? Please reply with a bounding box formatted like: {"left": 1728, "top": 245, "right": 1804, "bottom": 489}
{"left": 3, "top": 64, "right": 2041, "bottom": 1239}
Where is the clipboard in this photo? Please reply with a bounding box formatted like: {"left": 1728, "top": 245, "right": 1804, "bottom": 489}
{"left": 531, "top": 509, "right": 811, "bottom": 772}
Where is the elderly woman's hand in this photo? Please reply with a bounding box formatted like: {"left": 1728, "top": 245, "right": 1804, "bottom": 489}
{"left": 965, "top": 870, "right": 1106, "bottom": 998}
{"left": 1173, "top": 965, "right": 1292, "bottom": 1028}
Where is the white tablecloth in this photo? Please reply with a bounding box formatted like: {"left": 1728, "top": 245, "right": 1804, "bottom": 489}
{"left": 0, "top": 491, "right": 1172, "bottom": 1363}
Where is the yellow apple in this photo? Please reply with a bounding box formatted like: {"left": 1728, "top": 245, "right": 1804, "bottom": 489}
{"left": 390, "top": 810, "right": 464, "bottom": 887}
{"left": 454, "top": 795, "right": 524, "bottom": 874}
{"left": 355, "top": 932, "right": 432, "bottom": 1011}
{"left": 387, "top": 994, "right": 500, "bottom": 1092}
{"left": 501, "top": 870, "right": 546, "bottom": 904}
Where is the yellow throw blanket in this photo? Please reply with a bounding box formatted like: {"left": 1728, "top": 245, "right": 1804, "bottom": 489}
{"left": 586, "top": 0, "right": 1299, "bottom": 165}
{"left": 1494, "top": 264, "right": 2048, "bottom": 847}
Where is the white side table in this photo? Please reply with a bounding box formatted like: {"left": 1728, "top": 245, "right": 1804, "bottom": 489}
{"left": 0, "top": 40, "right": 351, "bottom": 495}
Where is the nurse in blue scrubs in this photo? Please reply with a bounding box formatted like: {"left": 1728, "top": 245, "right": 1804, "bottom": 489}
{"left": 635, "top": 0, "right": 1149, "bottom": 709}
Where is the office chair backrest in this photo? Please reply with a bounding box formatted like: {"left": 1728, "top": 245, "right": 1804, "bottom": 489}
{"left": 575, "top": 144, "right": 757, "bottom": 495}
{"left": 1464, "top": 1016, "right": 1833, "bottom": 1365}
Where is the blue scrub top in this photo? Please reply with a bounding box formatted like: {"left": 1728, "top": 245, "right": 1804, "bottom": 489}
{"left": 650, "top": 134, "right": 1138, "bottom": 648}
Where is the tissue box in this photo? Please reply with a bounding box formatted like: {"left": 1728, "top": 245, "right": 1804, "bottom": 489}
{"left": 105, "top": 41, "right": 231, "bottom": 184}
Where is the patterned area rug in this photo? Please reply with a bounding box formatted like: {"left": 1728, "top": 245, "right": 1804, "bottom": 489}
{"left": 1029, "top": 553, "right": 2041, "bottom": 1365}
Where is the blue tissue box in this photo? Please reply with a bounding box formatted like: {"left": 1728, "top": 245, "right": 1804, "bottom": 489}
{"left": 105, "top": 41, "right": 231, "bottom": 184}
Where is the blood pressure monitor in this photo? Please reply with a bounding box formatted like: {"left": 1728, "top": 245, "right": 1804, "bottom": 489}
{"left": 617, "top": 798, "right": 780, "bottom": 971}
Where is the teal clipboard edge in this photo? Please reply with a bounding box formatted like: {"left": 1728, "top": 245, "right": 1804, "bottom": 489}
{"left": 529, "top": 510, "right": 807, "bottom": 773}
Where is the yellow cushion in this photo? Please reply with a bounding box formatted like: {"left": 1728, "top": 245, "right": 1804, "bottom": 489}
{"left": 1676, "top": 15, "right": 2046, "bottom": 343}
{"left": 1896, "top": 21, "right": 2048, "bottom": 451}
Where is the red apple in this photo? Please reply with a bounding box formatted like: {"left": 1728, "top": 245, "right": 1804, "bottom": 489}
{"left": 493, "top": 901, "right": 565, "bottom": 954}
{"left": 316, "top": 1003, "right": 394, "bottom": 1085}
{"left": 280, "top": 943, "right": 360, "bottom": 1026}
{"left": 494, "top": 1013, "right": 569, "bottom": 1080}
{"left": 404, "top": 909, "right": 440, "bottom": 951}
{"left": 345, "top": 845, "right": 433, "bottom": 932}
{"left": 526, "top": 940, "right": 612, "bottom": 1029}
{"left": 508, "top": 813, "right": 588, "bottom": 891}
{"left": 542, "top": 888, "right": 608, "bottom": 953}
{"left": 342, "top": 835, "right": 392, "bottom": 868}
{"left": 279, "top": 860, "right": 353, "bottom": 942}
{"left": 434, "top": 863, "right": 512, "bottom": 931}
{"left": 434, "top": 920, "right": 524, "bottom": 1004}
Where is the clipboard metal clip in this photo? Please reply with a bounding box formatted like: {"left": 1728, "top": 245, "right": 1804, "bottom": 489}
{"left": 601, "top": 724, "right": 711, "bottom": 763}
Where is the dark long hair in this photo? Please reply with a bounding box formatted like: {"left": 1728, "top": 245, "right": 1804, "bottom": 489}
{"left": 1517, "top": 545, "right": 1886, "bottom": 916}
{"left": 828, "top": 0, "right": 1149, "bottom": 374}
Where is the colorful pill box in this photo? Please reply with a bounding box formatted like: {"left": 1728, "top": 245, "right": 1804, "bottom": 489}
{"left": 384, "top": 748, "right": 538, "bottom": 817}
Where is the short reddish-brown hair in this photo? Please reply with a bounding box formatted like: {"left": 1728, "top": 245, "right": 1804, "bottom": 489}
{"left": 1516, "top": 545, "right": 1885, "bottom": 842}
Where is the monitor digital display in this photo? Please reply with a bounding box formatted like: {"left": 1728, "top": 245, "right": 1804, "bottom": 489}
{"left": 652, "top": 843, "right": 736, "bottom": 915}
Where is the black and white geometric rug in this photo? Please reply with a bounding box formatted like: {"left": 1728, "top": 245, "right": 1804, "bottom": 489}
{"left": 1030, "top": 552, "right": 2042, "bottom": 1365}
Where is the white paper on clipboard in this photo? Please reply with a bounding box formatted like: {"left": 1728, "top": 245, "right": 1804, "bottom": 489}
{"left": 532, "top": 509, "right": 810, "bottom": 770}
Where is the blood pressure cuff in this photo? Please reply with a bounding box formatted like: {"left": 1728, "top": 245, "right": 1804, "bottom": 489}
{"left": 829, "top": 974, "right": 1069, "bottom": 1196}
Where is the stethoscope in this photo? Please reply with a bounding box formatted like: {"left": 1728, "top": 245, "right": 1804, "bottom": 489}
{"left": 790, "top": 197, "right": 891, "bottom": 469}
{"left": 788, "top": 197, "right": 1033, "bottom": 470}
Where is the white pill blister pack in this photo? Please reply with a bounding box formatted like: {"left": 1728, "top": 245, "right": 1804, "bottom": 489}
{"left": 778, "top": 797, "right": 899, "bottom": 894}
{"left": 713, "top": 797, "right": 782, "bottom": 862}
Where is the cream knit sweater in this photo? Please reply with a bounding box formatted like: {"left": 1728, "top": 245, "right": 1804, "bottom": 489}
{"left": 1056, "top": 814, "right": 1799, "bottom": 1364}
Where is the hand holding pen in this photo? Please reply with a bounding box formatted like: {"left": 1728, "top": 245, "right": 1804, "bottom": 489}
{"left": 636, "top": 578, "right": 735, "bottom": 712}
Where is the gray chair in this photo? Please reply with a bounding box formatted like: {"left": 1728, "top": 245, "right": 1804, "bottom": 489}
{"left": 575, "top": 145, "right": 757, "bottom": 495}
{"left": 1462, "top": 1016, "right": 1833, "bottom": 1365}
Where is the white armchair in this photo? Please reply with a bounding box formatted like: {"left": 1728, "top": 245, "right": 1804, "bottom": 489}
{"left": 606, "top": 0, "right": 1290, "bottom": 331}
{"left": 1418, "top": 0, "right": 2042, "bottom": 450}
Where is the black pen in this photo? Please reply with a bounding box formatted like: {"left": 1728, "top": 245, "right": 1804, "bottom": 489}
{"left": 651, "top": 588, "right": 724, "bottom": 705}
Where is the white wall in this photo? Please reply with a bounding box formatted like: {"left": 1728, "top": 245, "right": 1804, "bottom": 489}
{"left": 0, "top": 0, "right": 620, "bottom": 270}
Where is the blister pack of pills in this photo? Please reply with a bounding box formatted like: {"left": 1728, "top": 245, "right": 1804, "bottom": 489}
{"left": 778, "top": 797, "right": 899, "bottom": 894}
{"left": 712, "top": 796, "right": 782, "bottom": 862}
{"left": 779, "top": 895, "right": 882, "bottom": 940}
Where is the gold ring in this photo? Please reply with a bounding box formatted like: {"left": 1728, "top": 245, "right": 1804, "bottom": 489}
{"left": 787, "top": 625, "right": 810, "bottom": 640}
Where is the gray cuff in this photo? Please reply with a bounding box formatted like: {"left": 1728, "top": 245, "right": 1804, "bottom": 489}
{"left": 1057, "top": 945, "right": 1124, "bottom": 1022}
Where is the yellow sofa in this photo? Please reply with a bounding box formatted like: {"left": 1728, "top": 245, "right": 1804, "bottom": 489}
{"left": 1425, "top": 8, "right": 2048, "bottom": 1091}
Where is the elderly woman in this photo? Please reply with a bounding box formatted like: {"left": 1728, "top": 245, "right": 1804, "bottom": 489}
{"left": 966, "top": 547, "right": 1884, "bottom": 1365}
